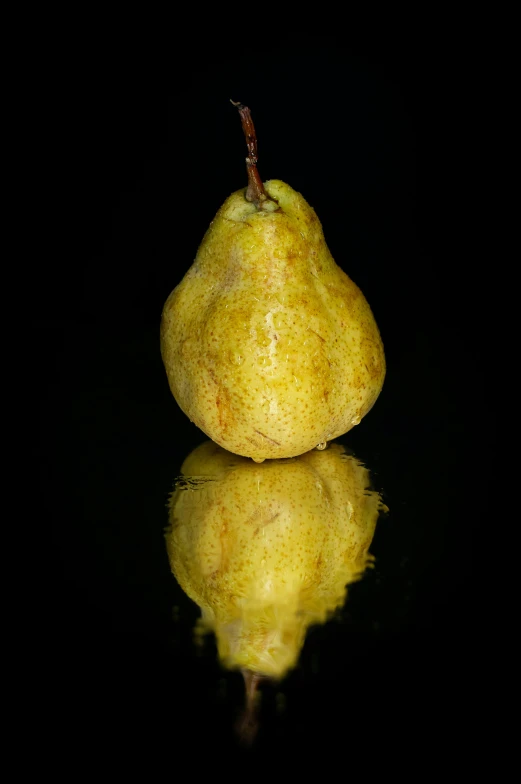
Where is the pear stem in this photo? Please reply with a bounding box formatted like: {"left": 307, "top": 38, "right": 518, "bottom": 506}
{"left": 235, "top": 668, "right": 263, "bottom": 746}
{"left": 231, "top": 101, "right": 268, "bottom": 207}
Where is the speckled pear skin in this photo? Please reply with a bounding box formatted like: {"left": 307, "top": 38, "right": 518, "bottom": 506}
{"left": 160, "top": 180, "right": 385, "bottom": 460}
{"left": 166, "top": 440, "right": 382, "bottom": 679}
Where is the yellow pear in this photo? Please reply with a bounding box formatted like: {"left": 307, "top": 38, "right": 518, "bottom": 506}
{"left": 165, "top": 439, "right": 384, "bottom": 682}
{"left": 160, "top": 104, "right": 385, "bottom": 460}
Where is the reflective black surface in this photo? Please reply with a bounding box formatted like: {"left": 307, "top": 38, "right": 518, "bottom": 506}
{"left": 38, "top": 33, "right": 484, "bottom": 760}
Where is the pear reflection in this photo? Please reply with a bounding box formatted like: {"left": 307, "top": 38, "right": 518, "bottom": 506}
{"left": 166, "top": 441, "right": 384, "bottom": 686}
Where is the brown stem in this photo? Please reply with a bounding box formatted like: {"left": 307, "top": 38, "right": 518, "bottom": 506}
{"left": 235, "top": 669, "right": 264, "bottom": 746}
{"left": 231, "top": 100, "right": 268, "bottom": 207}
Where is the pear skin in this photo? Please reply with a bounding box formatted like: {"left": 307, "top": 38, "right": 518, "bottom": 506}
{"left": 166, "top": 440, "right": 383, "bottom": 680}
{"left": 160, "top": 176, "right": 385, "bottom": 460}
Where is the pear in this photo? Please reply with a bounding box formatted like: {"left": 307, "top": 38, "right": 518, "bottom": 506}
{"left": 160, "top": 104, "right": 385, "bottom": 460}
{"left": 165, "top": 439, "right": 384, "bottom": 683}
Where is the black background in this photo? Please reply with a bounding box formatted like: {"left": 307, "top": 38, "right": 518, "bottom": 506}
{"left": 37, "top": 29, "right": 484, "bottom": 762}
